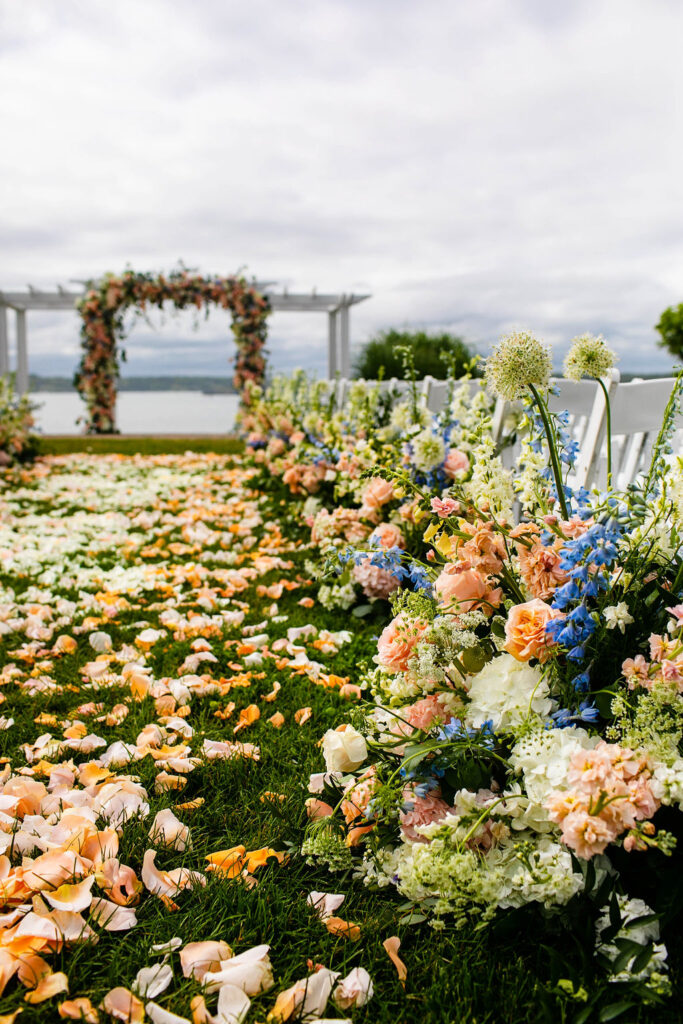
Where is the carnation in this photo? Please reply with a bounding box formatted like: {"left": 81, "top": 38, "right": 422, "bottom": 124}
{"left": 485, "top": 331, "right": 552, "bottom": 401}
{"left": 563, "top": 333, "right": 616, "bottom": 381}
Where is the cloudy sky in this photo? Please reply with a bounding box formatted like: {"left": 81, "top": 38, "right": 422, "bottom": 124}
{"left": 2, "top": 0, "right": 683, "bottom": 380}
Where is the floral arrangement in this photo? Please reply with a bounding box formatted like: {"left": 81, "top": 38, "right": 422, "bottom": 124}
{"left": 302, "top": 332, "right": 683, "bottom": 1016}
{"left": 74, "top": 268, "right": 270, "bottom": 433}
{"left": 0, "top": 375, "right": 37, "bottom": 465}
{"left": 242, "top": 363, "right": 503, "bottom": 612}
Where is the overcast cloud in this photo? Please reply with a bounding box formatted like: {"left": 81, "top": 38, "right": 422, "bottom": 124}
{"left": 1, "top": 0, "right": 683, "bottom": 379}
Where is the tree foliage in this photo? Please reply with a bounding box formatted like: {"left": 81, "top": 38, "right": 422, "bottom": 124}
{"left": 353, "top": 328, "right": 477, "bottom": 380}
{"left": 655, "top": 304, "right": 683, "bottom": 361}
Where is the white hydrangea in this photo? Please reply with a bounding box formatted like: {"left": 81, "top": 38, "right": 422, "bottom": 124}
{"left": 596, "top": 895, "right": 669, "bottom": 988}
{"left": 464, "top": 654, "right": 555, "bottom": 733}
{"left": 385, "top": 824, "right": 582, "bottom": 924}
{"left": 509, "top": 725, "right": 597, "bottom": 804}
{"left": 318, "top": 582, "right": 357, "bottom": 611}
{"left": 651, "top": 758, "right": 683, "bottom": 807}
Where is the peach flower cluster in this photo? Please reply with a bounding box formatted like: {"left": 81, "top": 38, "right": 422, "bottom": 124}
{"left": 375, "top": 615, "right": 429, "bottom": 673}
{"left": 311, "top": 508, "right": 372, "bottom": 547}
{"left": 510, "top": 517, "right": 589, "bottom": 601}
{"left": 546, "top": 740, "right": 660, "bottom": 859}
{"left": 622, "top": 630, "right": 683, "bottom": 692}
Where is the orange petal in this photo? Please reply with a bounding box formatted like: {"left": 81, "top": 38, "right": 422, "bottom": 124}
{"left": 383, "top": 936, "right": 407, "bottom": 985}
{"left": 233, "top": 704, "right": 260, "bottom": 734}
{"left": 294, "top": 707, "right": 312, "bottom": 726}
{"left": 24, "top": 971, "right": 69, "bottom": 1003}
{"left": 323, "top": 916, "right": 361, "bottom": 941}
{"left": 59, "top": 996, "right": 99, "bottom": 1021}
{"left": 0, "top": 1010, "right": 23, "bottom": 1023}
{"left": 205, "top": 846, "right": 246, "bottom": 878}
{"left": 244, "top": 848, "right": 286, "bottom": 872}
{"left": 267, "top": 712, "right": 285, "bottom": 729}
{"left": 100, "top": 987, "right": 144, "bottom": 1022}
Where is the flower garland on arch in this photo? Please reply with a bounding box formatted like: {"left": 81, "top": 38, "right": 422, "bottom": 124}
{"left": 74, "top": 268, "right": 271, "bottom": 434}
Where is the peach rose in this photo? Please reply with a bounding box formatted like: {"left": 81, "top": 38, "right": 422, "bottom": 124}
{"left": 503, "top": 598, "right": 563, "bottom": 663}
{"left": 371, "top": 523, "right": 405, "bottom": 550}
{"left": 434, "top": 563, "right": 502, "bottom": 615}
{"left": 375, "top": 615, "right": 428, "bottom": 673}
{"left": 362, "top": 477, "right": 394, "bottom": 510}
{"left": 442, "top": 448, "right": 470, "bottom": 479}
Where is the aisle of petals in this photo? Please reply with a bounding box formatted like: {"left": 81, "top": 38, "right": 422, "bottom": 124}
{"left": 0, "top": 454, "right": 377, "bottom": 1023}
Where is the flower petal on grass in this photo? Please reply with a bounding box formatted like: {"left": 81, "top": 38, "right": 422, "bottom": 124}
{"left": 148, "top": 809, "right": 192, "bottom": 851}
{"left": 243, "top": 848, "right": 286, "bottom": 873}
{"left": 202, "top": 944, "right": 273, "bottom": 995}
{"left": 133, "top": 962, "right": 173, "bottom": 999}
{"left": 266, "top": 967, "right": 340, "bottom": 1023}
{"left": 204, "top": 847, "right": 246, "bottom": 879}
{"left": 142, "top": 850, "right": 205, "bottom": 905}
{"left": 59, "top": 997, "right": 99, "bottom": 1021}
{"left": 322, "top": 916, "right": 361, "bottom": 941}
{"left": 43, "top": 876, "right": 96, "bottom": 913}
{"left": 101, "top": 987, "right": 145, "bottom": 1022}
{"left": 267, "top": 712, "right": 285, "bottom": 729}
{"left": 306, "top": 892, "right": 345, "bottom": 920}
{"left": 383, "top": 935, "right": 407, "bottom": 985}
{"left": 24, "top": 970, "right": 69, "bottom": 1003}
{"left": 333, "top": 967, "right": 374, "bottom": 1009}
{"left": 180, "top": 940, "right": 233, "bottom": 980}
{"left": 216, "top": 984, "right": 250, "bottom": 1024}
{"left": 151, "top": 937, "right": 182, "bottom": 954}
{"left": 89, "top": 897, "right": 137, "bottom": 932}
{"left": 145, "top": 1002, "right": 191, "bottom": 1024}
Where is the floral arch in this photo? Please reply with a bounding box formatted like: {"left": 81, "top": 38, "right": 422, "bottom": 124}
{"left": 74, "top": 268, "right": 271, "bottom": 433}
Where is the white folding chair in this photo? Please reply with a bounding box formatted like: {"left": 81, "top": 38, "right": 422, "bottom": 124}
{"left": 593, "top": 377, "right": 677, "bottom": 491}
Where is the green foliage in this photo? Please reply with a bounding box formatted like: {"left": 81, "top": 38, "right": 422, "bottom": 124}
{"left": 655, "top": 304, "right": 683, "bottom": 361}
{"left": 0, "top": 375, "right": 38, "bottom": 464}
{"left": 353, "top": 328, "right": 477, "bottom": 380}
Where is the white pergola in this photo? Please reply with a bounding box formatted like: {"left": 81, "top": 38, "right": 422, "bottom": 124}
{"left": 0, "top": 283, "right": 370, "bottom": 392}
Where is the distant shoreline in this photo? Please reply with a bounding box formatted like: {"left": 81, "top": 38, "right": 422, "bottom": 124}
{"left": 28, "top": 375, "right": 237, "bottom": 395}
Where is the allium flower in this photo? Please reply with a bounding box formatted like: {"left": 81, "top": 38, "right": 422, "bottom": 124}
{"left": 484, "top": 331, "right": 552, "bottom": 401}
{"left": 563, "top": 333, "right": 616, "bottom": 381}
{"left": 411, "top": 430, "right": 446, "bottom": 472}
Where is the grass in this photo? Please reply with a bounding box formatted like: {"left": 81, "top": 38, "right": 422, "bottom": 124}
{"left": 35, "top": 435, "right": 244, "bottom": 456}
{"left": 0, "top": 451, "right": 682, "bottom": 1023}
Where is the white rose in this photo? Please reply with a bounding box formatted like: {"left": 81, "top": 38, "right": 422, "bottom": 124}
{"left": 321, "top": 725, "right": 367, "bottom": 772}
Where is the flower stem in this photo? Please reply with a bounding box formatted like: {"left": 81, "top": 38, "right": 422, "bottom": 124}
{"left": 596, "top": 376, "right": 612, "bottom": 490}
{"left": 528, "top": 384, "right": 570, "bottom": 520}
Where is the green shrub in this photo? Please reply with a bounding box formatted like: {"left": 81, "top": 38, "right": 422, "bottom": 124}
{"left": 655, "top": 304, "right": 683, "bottom": 361}
{"left": 353, "top": 328, "right": 477, "bottom": 380}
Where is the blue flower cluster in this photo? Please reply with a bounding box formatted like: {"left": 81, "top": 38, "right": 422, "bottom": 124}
{"left": 337, "top": 541, "right": 433, "bottom": 595}
{"left": 544, "top": 511, "right": 624, "bottom": 722}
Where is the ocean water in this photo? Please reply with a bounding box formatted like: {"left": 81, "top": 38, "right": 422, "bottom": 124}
{"left": 31, "top": 391, "right": 240, "bottom": 435}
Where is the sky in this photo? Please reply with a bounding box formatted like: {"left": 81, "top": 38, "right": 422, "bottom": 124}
{"left": 2, "top": 0, "right": 683, "bottom": 381}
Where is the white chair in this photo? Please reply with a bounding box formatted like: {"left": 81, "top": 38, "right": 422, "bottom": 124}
{"left": 421, "top": 375, "right": 450, "bottom": 414}
{"left": 591, "top": 376, "right": 678, "bottom": 491}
